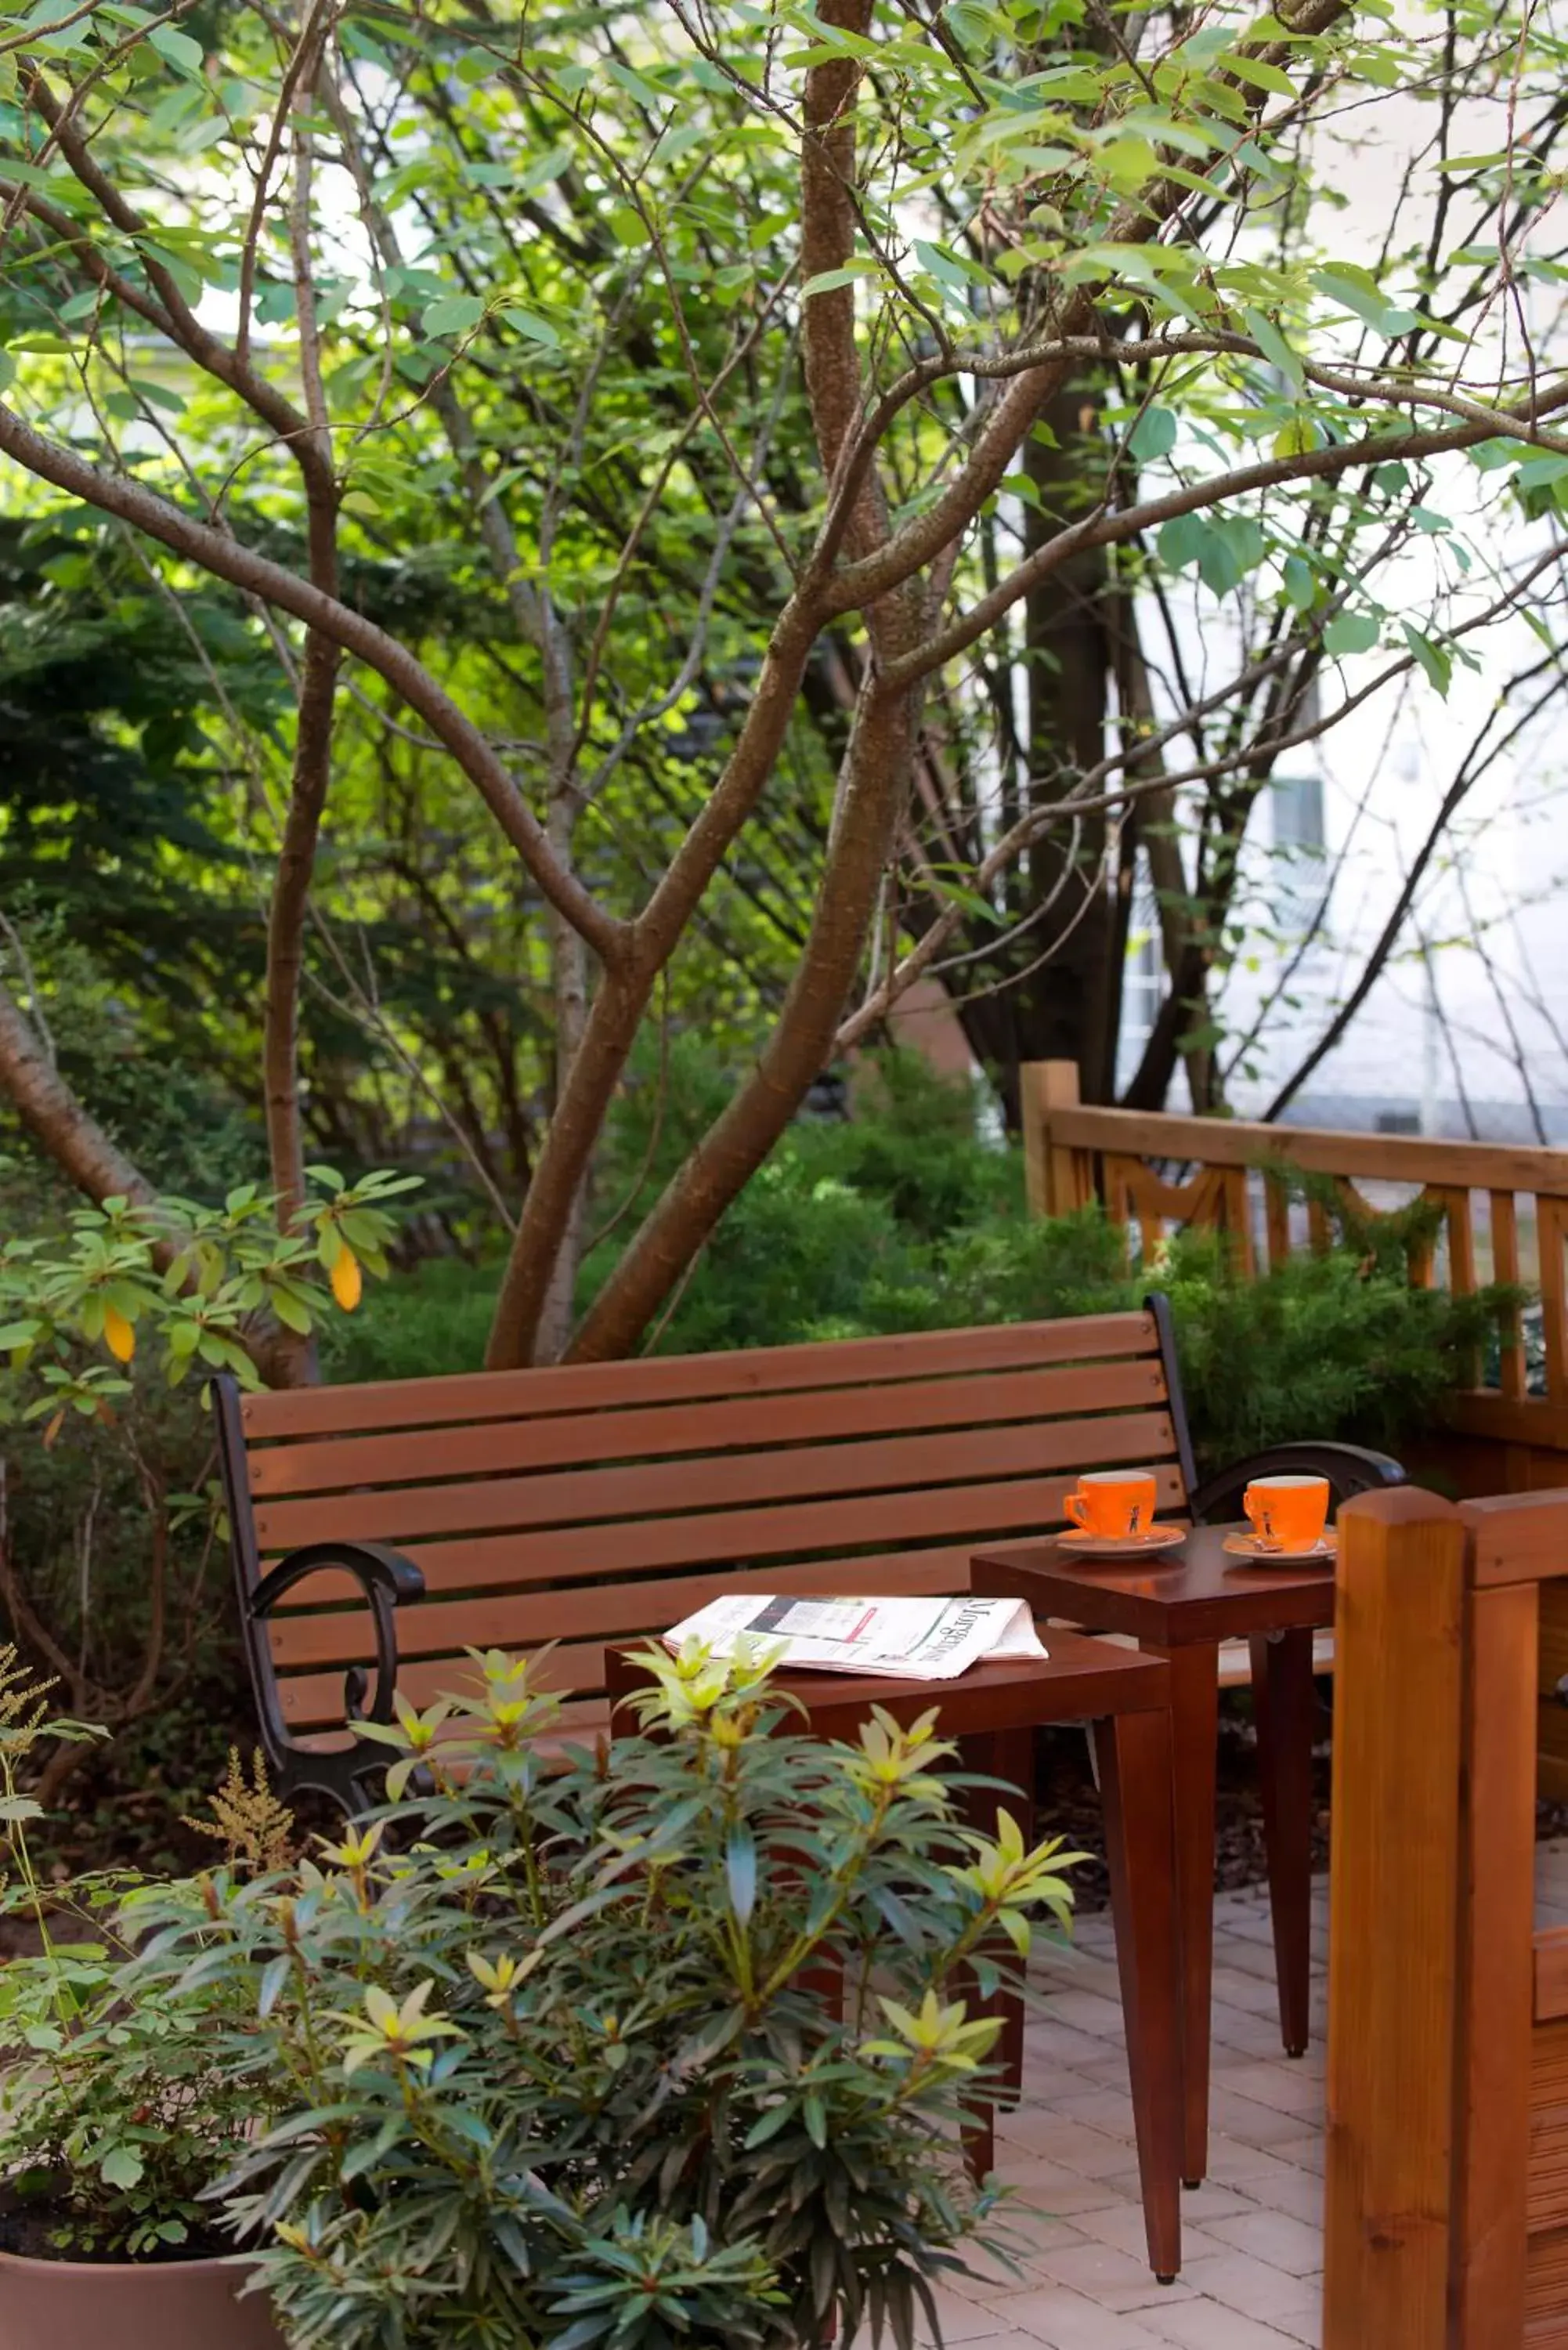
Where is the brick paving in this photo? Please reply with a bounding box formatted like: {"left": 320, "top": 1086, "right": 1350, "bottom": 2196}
{"left": 883, "top": 1839, "right": 1568, "bottom": 2348}
{"left": 884, "top": 1875, "right": 1332, "bottom": 2350}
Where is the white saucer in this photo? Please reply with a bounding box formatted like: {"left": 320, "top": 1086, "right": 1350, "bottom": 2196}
{"left": 1056, "top": 1526, "right": 1187, "bottom": 1560}
{"left": 1222, "top": 1531, "right": 1338, "bottom": 1565}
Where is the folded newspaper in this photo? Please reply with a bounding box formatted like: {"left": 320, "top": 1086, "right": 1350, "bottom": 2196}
{"left": 663, "top": 1593, "right": 1048, "bottom": 1681}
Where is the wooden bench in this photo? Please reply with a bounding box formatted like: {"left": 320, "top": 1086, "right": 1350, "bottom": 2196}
{"left": 213, "top": 1297, "right": 1404, "bottom": 1813}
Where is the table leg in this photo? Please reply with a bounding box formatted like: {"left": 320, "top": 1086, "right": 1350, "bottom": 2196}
{"left": 1100, "top": 1705, "right": 1183, "bottom": 2285}
{"left": 956, "top": 1725, "right": 1035, "bottom": 2178}
{"left": 1249, "top": 1627, "right": 1317, "bottom": 2059}
{"left": 1163, "top": 1642, "right": 1219, "bottom": 2187}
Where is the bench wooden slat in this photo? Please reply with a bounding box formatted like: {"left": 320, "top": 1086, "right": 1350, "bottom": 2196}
{"left": 280, "top": 1617, "right": 1160, "bottom": 1731}
{"left": 289, "top": 1691, "right": 618, "bottom": 1752}
{"left": 281, "top": 1636, "right": 622, "bottom": 1724}
{"left": 251, "top": 1409, "right": 1178, "bottom": 1553}
{"left": 240, "top": 1312, "right": 1160, "bottom": 1441}
{"left": 246, "top": 1357, "right": 1169, "bottom": 1499}
{"left": 266, "top": 1546, "right": 976, "bottom": 1670}
{"left": 268, "top": 1460, "right": 1186, "bottom": 1595}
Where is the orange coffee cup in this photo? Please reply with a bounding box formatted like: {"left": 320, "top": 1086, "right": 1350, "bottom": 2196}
{"left": 1064, "top": 1469, "right": 1158, "bottom": 1539}
{"left": 1243, "top": 1474, "right": 1329, "bottom": 1550}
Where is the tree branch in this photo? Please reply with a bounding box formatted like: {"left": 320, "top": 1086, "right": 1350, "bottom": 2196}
{"left": 0, "top": 398, "right": 624, "bottom": 960}
{"left": 0, "top": 978, "right": 161, "bottom": 1217}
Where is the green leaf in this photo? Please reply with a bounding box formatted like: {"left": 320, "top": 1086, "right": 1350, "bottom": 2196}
{"left": 147, "top": 24, "right": 203, "bottom": 73}
{"left": 1197, "top": 515, "right": 1264, "bottom": 598}
{"left": 422, "top": 293, "right": 485, "bottom": 338}
{"left": 913, "top": 237, "right": 986, "bottom": 291}
{"left": 99, "top": 2143, "right": 145, "bottom": 2191}
{"left": 1281, "top": 552, "right": 1316, "bottom": 610}
{"left": 725, "top": 1825, "right": 757, "bottom": 1929}
{"left": 1323, "top": 609, "right": 1381, "bottom": 656}
{"left": 801, "top": 265, "right": 878, "bottom": 298}
{"left": 1402, "top": 620, "right": 1451, "bottom": 696}
{"left": 945, "top": 0, "right": 1000, "bottom": 46}
{"left": 1158, "top": 511, "right": 1207, "bottom": 573}
{"left": 423, "top": 294, "right": 484, "bottom": 341}
{"left": 270, "top": 1290, "right": 314, "bottom": 1336}
{"left": 497, "top": 307, "right": 561, "bottom": 348}
{"left": 1243, "top": 305, "right": 1304, "bottom": 392}
{"left": 1313, "top": 266, "right": 1417, "bottom": 337}
{"left": 1223, "top": 49, "right": 1297, "bottom": 94}
{"left": 1515, "top": 452, "right": 1568, "bottom": 492}
{"left": 1127, "top": 405, "right": 1177, "bottom": 461}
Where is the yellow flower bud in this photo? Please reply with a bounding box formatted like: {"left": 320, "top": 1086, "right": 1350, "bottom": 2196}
{"left": 330, "top": 1245, "right": 363, "bottom": 1312}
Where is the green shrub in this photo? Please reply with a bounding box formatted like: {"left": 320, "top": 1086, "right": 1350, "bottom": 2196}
{"left": 0, "top": 1171, "right": 419, "bottom": 1847}
{"left": 0, "top": 1665, "right": 294, "bottom": 2261}
{"left": 48, "top": 1647, "right": 1080, "bottom": 2349}
{"left": 1157, "top": 1230, "right": 1507, "bottom": 1468}
{"left": 316, "top": 1252, "right": 501, "bottom": 1385}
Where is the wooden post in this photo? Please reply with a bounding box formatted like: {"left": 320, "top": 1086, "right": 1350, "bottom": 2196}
{"left": 1541, "top": 1198, "right": 1568, "bottom": 1416}
{"left": 1323, "top": 1486, "right": 1466, "bottom": 2350}
{"left": 1449, "top": 1563, "right": 1536, "bottom": 2350}
{"left": 1020, "top": 1059, "right": 1089, "bottom": 1219}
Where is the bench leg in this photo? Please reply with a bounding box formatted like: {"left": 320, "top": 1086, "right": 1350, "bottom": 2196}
{"left": 1250, "top": 1627, "right": 1317, "bottom": 2059}
{"left": 1100, "top": 1705, "right": 1184, "bottom": 2285}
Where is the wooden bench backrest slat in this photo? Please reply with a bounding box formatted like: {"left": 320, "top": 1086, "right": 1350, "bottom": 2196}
{"left": 239, "top": 1312, "right": 1158, "bottom": 1441}
{"left": 268, "top": 1546, "right": 972, "bottom": 1672}
{"left": 246, "top": 1356, "right": 1165, "bottom": 1499}
{"left": 251, "top": 1406, "right": 1176, "bottom": 1555}
{"left": 222, "top": 1307, "right": 1191, "bottom": 1738}
{"left": 268, "top": 1462, "right": 1190, "bottom": 1725}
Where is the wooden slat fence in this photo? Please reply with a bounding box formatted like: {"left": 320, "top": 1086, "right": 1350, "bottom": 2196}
{"left": 1022, "top": 1061, "right": 1568, "bottom": 1456}
{"left": 1021, "top": 1060, "right": 1568, "bottom": 1787}
{"left": 1323, "top": 1488, "right": 1568, "bottom": 2350}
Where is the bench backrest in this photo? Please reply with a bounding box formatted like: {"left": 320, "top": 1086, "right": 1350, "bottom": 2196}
{"left": 222, "top": 1307, "right": 1192, "bottom": 1742}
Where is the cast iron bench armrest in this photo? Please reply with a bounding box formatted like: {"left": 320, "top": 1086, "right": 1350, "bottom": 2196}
{"left": 248, "top": 1541, "right": 425, "bottom": 1732}
{"left": 1188, "top": 1441, "right": 1407, "bottom": 1526}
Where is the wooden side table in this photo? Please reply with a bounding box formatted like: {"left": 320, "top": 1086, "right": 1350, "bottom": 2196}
{"left": 972, "top": 1528, "right": 1335, "bottom": 2188}
{"left": 607, "top": 1632, "right": 1187, "bottom": 2283}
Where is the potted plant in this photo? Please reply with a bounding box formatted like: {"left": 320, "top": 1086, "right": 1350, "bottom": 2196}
{"left": 122, "top": 1641, "right": 1082, "bottom": 2350}
{"left": 0, "top": 1657, "right": 290, "bottom": 2350}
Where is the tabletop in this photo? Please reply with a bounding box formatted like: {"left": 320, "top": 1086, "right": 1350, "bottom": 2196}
{"left": 605, "top": 1627, "right": 1172, "bottom": 1736}
{"left": 971, "top": 1522, "right": 1336, "bottom": 1648}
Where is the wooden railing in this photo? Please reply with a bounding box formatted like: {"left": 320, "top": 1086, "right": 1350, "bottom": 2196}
{"left": 1323, "top": 1487, "right": 1568, "bottom": 2350}
{"left": 1021, "top": 1060, "right": 1568, "bottom": 1469}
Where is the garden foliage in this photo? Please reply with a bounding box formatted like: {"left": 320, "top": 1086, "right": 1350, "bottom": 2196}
{"left": 3, "top": 1642, "right": 1081, "bottom": 2350}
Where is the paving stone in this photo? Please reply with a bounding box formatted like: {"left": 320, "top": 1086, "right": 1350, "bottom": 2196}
{"left": 1148, "top": 2303, "right": 1308, "bottom": 2348}
{"left": 1177, "top": 2248, "right": 1322, "bottom": 2324}
{"left": 969, "top": 1860, "right": 1568, "bottom": 2348}
{"left": 1201, "top": 2210, "right": 1326, "bottom": 2276}
{"left": 977, "top": 2283, "right": 1183, "bottom": 2348}
{"left": 1026, "top": 2237, "right": 1200, "bottom": 2314}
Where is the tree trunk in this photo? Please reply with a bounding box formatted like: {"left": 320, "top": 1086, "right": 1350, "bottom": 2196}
{"left": 535, "top": 790, "right": 591, "bottom": 1364}
{"left": 0, "top": 981, "right": 159, "bottom": 1212}
{"left": 569, "top": 666, "right": 919, "bottom": 1361}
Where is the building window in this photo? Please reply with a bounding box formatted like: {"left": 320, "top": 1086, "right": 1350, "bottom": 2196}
{"left": 1270, "top": 773, "right": 1327, "bottom": 931}
{"left": 1375, "top": 1109, "right": 1421, "bottom": 1136}
{"left": 1272, "top": 773, "right": 1325, "bottom": 854}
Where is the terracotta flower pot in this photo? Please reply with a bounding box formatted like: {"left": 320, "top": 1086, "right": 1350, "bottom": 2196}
{"left": 0, "top": 2244, "right": 287, "bottom": 2350}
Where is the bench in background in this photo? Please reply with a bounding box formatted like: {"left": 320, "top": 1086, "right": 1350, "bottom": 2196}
{"left": 214, "top": 1297, "right": 1403, "bottom": 1813}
